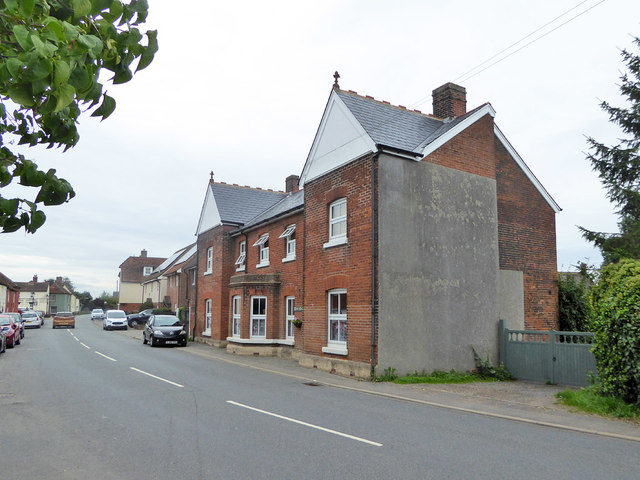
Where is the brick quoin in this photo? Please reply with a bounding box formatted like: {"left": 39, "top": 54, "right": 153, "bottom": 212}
{"left": 495, "top": 138, "right": 559, "bottom": 330}
{"left": 303, "top": 153, "right": 375, "bottom": 364}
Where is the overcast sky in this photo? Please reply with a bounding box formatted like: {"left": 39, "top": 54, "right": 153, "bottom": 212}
{"left": 1, "top": 0, "right": 639, "bottom": 297}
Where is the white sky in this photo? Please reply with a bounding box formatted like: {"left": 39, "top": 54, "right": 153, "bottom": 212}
{"left": 1, "top": 0, "right": 638, "bottom": 297}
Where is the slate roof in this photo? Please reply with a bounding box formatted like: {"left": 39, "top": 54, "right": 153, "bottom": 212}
{"left": 14, "top": 281, "right": 49, "bottom": 293}
{"left": 239, "top": 189, "right": 304, "bottom": 232}
{"left": 335, "top": 90, "right": 443, "bottom": 153}
{"left": 212, "top": 182, "right": 287, "bottom": 225}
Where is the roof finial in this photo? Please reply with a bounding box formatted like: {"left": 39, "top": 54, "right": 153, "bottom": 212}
{"left": 209, "top": 171, "right": 215, "bottom": 183}
{"left": 333, "top": 71, "right": 340, "bottom": 89}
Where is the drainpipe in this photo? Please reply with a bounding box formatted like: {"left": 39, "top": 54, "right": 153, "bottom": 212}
{"left": 370, "top": 152, "right": 379, "bottom": 377}
{"left": 193, "top": 247, "right": 199, "bottom": 340}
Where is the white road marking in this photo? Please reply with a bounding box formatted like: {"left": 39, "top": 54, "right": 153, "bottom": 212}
{"left": 80, "top": 342, "right": 91, "bottom": 349}
{"left": 226, "top": 400, "right": 383, "bottom": 447}
{"left": 74, "top": 337, "right": 80, "bottom": 342}
{"left": 95, "top": 351, "right": 117, "bottom": 362}
{"left": 129, "top": 367, "right": 184, "bottom": 388}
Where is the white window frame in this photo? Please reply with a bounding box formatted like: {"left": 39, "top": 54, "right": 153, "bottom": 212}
{"left": 253, "top": 234, "right": 269, "bottom": 268}
{"left": 324, "top": 198, "right": 348, "bottom": 249}
{"left": 285, "top": 296, "right": 295, "bottom": 339}
{"left": 232, "top": 296, "right": 241, "bottom": 338}
{"left": 205, "top": 247, "right": 213, "bottom": 274}
{"left": 280, "top": 225, "right": 296, "bottom": 262}
{"left": 250, "top": 296, "right": 267, "bottom": 338}
{"left": 322, "top": 289, "right": 348, "bottom": 355}
{"left": 191, "top": 269, "right": 196, "bottom": 285}
{"left": 235, "top": 241, "right": 246, "bottom": 272}
{"left": 204, "top": 299, "right": 212, "bottom": 336}
{"left": 143, "top": 266, "right": 152, "bottom": 276}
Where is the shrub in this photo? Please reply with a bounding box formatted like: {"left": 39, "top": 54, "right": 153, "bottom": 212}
{"left": 589, "top": 259, "right": 640, "bottom": 406}
{"left": 558, "top": 274, "right": 591, "bottom": 331}
{"left": 139, "top": 300, "right": 154, "bottom": 312}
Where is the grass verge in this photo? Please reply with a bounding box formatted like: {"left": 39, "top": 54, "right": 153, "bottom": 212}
{"left": 555, "top": 386, "right": 640, "bottom": 421}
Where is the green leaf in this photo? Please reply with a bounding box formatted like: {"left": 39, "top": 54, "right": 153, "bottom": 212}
{"left": 20, "top": 0, "right": 35, "bottom": 16}
{"left": 26, "top": 209, "right": 46, "bottom": 233}
{"left": 136, "top": 29, "right": 157, "bottom": 72}
{"left": 54, "top": 84, "right": 76, "bottom": 112}
{"left": 6, "top": 57, "right": 23, "bottom": 78}
{"left": 12, "top": 25, "right": 33, "bottom": 51}
{"left": 54, "top": 60, "right": 70, "bottom": 87}
{"left": 22, "top": 56, "right": 52, "bottom": 81}
{"left": 91, "top": 0, "right": 113, "bottom": 15}
{"left": 77, "top": 35, "right": 103, "bottom": 58}
{"left": 91, "top": 93, "right": 115, "bottom": 120}
{"left": 31, "top": 34, "right": 58, "bottom": 58}
{"left": 7, "top": 85, "right": 35, "bottom": 106}
{"left": 44, "top": 18, "right": 66, "bottom": 42}
{"left": 71, "top": 0, "right": 91, "bottom": 17}
{"left": 3, "top": 0, "right": 18, "bottom": 12}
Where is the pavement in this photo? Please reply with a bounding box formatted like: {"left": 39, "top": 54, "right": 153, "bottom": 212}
{"left": 112, "top": 322, "right": 640, "bottom": 443}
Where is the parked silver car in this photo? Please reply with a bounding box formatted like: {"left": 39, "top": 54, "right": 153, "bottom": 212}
{"left": 103, "top": 310, "right": 128, "bottom": 331}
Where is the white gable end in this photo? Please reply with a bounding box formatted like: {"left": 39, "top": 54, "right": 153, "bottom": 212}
{"left": 300, "top": 91, "right": 376, "bottom": 187}
{"left": 195, "top": 185, "right": 222, "bottom": 236}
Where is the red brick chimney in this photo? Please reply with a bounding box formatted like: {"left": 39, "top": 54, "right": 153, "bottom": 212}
{"left": 285, "top": 175, "right": 299, "bottom": 193}
{"left": 432, "top": 82, "right": 467, "bottom": 119}
{"left": 55, "top": 276, "right": 63, "bottom": 284}
{"left": 32, "top": 275, "right": 38, "bottom": 283}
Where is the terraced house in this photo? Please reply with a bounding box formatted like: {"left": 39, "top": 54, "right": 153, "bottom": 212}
{"left": 194, "top": 79, "right": 560, "bottom": 377}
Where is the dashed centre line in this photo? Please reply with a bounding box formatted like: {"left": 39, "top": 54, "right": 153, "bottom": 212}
{"left": 80, "top": 342, "right": 91, "bottom": 349}
{"left": 95, "top": 351, "right": 117, "bottom": 362}
{"left": 130, "top": 367, "right": 184, "bottom": 388}
{"left": 227, "top": 400, "right": 383, "bottom": 447}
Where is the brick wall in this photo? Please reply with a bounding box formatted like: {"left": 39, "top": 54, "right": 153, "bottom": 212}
{"left": 196, "top": 224, "right": 236, "bottom": 341}
{"left": 302, "top": 153, "right": 375, "bottom": 364}
{"left": 229, "top": 211, "right": 304, "bottom": 341}
{"left": 423, "top": 114, "right": 496, "bottom": 179}
{"left": 495, "top": 139, "right": 559, "bottom": 330}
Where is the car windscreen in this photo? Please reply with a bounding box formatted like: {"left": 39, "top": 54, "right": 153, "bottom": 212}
{"left": 154, "top": 316, "right": 181, "bottom": 327}
{"left": 0, "top": 317, "right": 12, "bottom": 326}
{"left": 107, "top": 311, "right": 126, "bottom": 318}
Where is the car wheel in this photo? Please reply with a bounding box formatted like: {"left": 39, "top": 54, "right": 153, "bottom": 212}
{"left": 143, "top": 335, "right": 147, "bottom": 345}
{"left": 149, "top": 336, "right": 156, "bottom": 347}
{"left": 181, "top": 340, "right": 187, "bottom": 347}
{"left": 15, "top": 335, "right": 20, "bottom": 345}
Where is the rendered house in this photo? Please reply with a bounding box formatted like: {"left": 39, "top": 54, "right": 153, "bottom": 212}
{"left": 162, "top": 244, "right": 197, "bottom": 332}
{"left": 0, "top": 272, "right": 20, "bottom": 313}
{"left": 15, "top": 275, "right": 50, "bottom": 313}
{"left": 142, "top": 244, "right": 194, "bottom": 310}
{"left": 118, "top": 249, "right": 166, "bottom": 312}
{"left": 196, "top": 80, "right": 559, "bottom": 376}
{"left": 48, "top": 277, "right": 79, "bottom": 314}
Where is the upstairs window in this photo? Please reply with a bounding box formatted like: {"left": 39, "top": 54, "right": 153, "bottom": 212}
{"left": 253, "top": 233, "right": 269, "bottom": 267}
{"left": 279, "top": 224, "right": 296, "bottom": 261}
{"left": 143, "top": 266, "right": 153, "bottom": 276}
{"left": 324, "top": 198, "right": 347, "bottom": 249}
{"left": 205, "top": 247, "right": 213, "bottom": 274}
{"left": 235, "top": 241, "right": 246, "bottom": 271}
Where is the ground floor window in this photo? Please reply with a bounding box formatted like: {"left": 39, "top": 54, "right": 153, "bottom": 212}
{"left": 232, "top": 296, "right": 241, "bottom": 337}
{"left": 285, "top": 296, "right": 295, "bottom": 339}
{"left": 204, "top": 299, "right": 212, "bottom": 335}
{"left": 251, "top": 296, "right": 266, "bottom": 338}
{"left": 328, "top": 290, "right": 347, "bottom": 345}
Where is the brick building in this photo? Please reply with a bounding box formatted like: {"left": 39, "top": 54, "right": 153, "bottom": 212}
{"left": 118, "top": 250, "right": 166, "bottom": 312}
{"left": 0, "top": 272, "right": 20, "bottom": 313}
{"left": 193, "top": 80, "right": 559, "bottom": 377}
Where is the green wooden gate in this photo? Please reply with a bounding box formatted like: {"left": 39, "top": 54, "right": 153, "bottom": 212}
{"left": 498, "top": 320, "right": 597, "bottom": 386}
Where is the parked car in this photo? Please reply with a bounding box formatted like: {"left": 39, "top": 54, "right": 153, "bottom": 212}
{"left": 21, "top": 310, "right": 41, "bottom": 329}
{"left": 143, "top": 315, "right": 188, "bottom": 347}
{"left": 5, "top": 312, "right": 24, "bottom": 339}
{"left": 0, "top": 315, "right": 21, "bottom": 348}
{"left": 0, "top": 331, "right": 6, "bottom": 354}
{"left": 127, "top": 309, "right": 154, "bottom": 327}
{"left": 91, "top": 309, "right": 105, "bottom": 320}
{"left": 52, "top": 312, "right": 75, "bottom": 329}
{"left": 103, "top": 310, "right": 128, "bottom": 331}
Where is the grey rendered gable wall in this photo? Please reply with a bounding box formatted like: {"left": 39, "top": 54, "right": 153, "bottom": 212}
{"left": 377, "top": 156, "right": 499, "bottom": 374}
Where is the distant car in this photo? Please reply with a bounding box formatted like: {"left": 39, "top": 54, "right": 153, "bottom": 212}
{"left": 5, "top": 312, "right": 24, "bottom": 339}
{"left": 52, "top": 312, "right": 75, "bottom": 329}
{"left": 0, "top": 315, "right": 21, "bottom": 348}
{"left": 103, "top": 310, "right": 128, "bottom": 331}
{"left": 127, "top": 309, "right": 154, "bottom": 327}
{"left": 0, "top": 331, "right": 6, "bottom": 354}
{"left": 91, "top": 309, "right": 105, "bottom": 320}
{"left": 21, "top": 310, "right": 41, "bottom": 329}
{"left": 143, "top": 315, "right": 188, "bottom": 347}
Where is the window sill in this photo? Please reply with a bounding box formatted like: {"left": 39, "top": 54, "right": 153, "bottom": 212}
{"left": 235, "top": 265, "right": 246, "bottom": 272}
{"left": 203, "top": 271, "right": 212, "bottom": 276}
{"left": 322, "top": 345, "right": 348, "bottom": 356}
{"left": 323, "top": 237, "right": 348, "bottom": 249}
{"left": 282, "top": 256, "right": 296, "bottom": 263}
{"left": 256, "top": 262, "right": 270, "bottom": 269}
{"left": 227, "top": 337, "right": 294, "bottom": 346}
{"left": 202, "top": 330, "right": 211, "bottom": 337}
